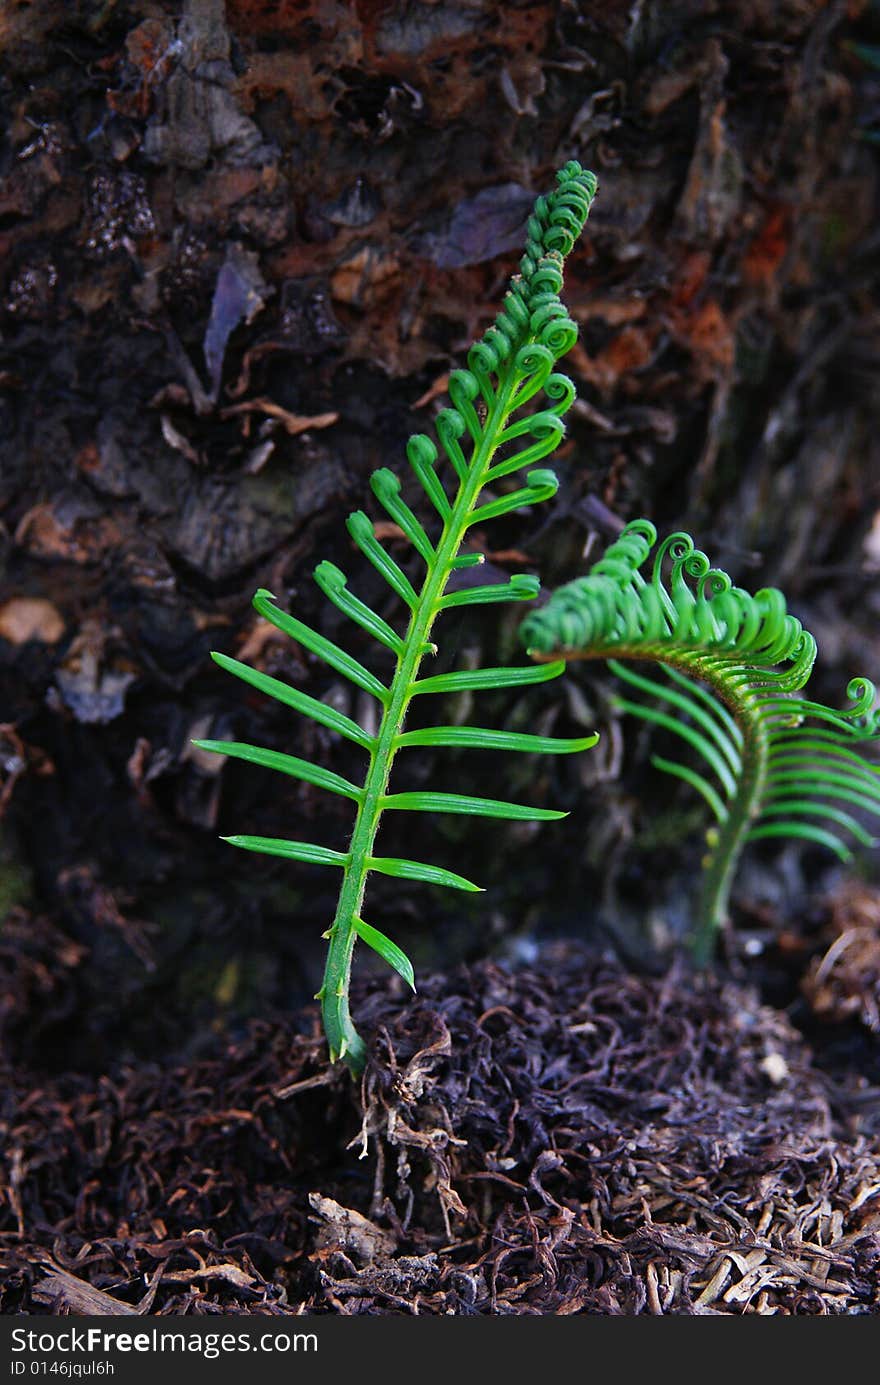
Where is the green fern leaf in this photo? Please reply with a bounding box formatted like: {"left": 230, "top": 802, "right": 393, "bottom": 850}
{"left": 251, "top": 589, "right": 389, "bottom": 703}
{"left": 210, "top": 653, "right": 375, "bottom": 750}
{"left": 521, "top": 519, "right": 880, "bottom": 961}
{"left": 202, "top": 163, "right": 599, "bottom": 1069}
{"left": 352, "top": 917, "right": 415, "bottom": 991}
{"left": 312, "top": 562, "right": 406, "bottom": 655}
{"left": 411, "top": 661, "right": 568, "bottom": 696}
{"left": 192, "top": 740, "right": 362, "bottom": 800}
{"left": 365, "top": 857, "right": 483, "bottom": 892}
{"left": 380, "top": 791, "right": 567, "bottom": 820}
{"left": 395, "top": 726, "right": 598, "bottom": 754}
{"left": 221, "top": 838, "right": 349, "bottom": 868}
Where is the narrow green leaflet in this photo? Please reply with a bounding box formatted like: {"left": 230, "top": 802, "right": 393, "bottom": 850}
{"left": 370, "top": 468, "right": 436, "bottom": 565}
{"left": 252, "top": 589, "right": 389, "bottom": 703}
{"left": 395, "top": 727, "right": 598, "bottom": 754}
{"left": 650, "top": 755, "right": 729, "bottom": 824}
{"left": 210, "top": 652, "right": 375, "bottom": 751}
{"left": 353, "top": 917, "right": 415, "bottom": 991}
{"left": 756, "top": 799, "right": 876, "bottom": 847}
{"left": 366, "top": 856, "right": 483, "bottom": 892}
{"left": 346, "top": 511, "right": 418, "bottom": 608}
{"left": 313, "top": 562, "right": 406, "bottom": 656}
{"left": 380, "top": 791, "right": 567, "bottom": 820}
{"left": 221, "top": 837, "right": 349, "bottom": 867}
{"left": 193, "top": 740, "right": 362, "bottom": 801}
{"left": 466, "top": 469, "right": 560, "bottom": 525}
{"left": 746, "top": 822, "right": 853, "bottom": 861}
{"left": 608, "top": 659, "right": 742, "bottom": 776}
{"left": 411, "top": 660, "right": 567, "bottom": 696}
{"left": 612, "top": 694, "right": 739, "bottom": 800}
{"left": 439, "top": 575, "right": 540, "bottom": 609}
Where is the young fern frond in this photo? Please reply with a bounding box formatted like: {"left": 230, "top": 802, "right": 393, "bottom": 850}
{"left": 520, "top": 520, "right": 880, "bottom": 962}
{"left": 199, "top": 163, "right": 599, "bottom": 1071}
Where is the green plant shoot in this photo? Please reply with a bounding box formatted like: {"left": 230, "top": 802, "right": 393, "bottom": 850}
{"left": 521, "top": 520, "right": 880, "bottom": 962}
{"left": 197, "top": 163, "right": 599, "bottom": 1071}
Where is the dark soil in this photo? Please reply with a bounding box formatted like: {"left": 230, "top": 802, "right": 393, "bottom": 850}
{"left": 2, "top": 942, "right": 879, "bottom": 1316}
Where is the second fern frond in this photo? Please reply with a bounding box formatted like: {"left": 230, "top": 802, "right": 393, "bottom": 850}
{"left": 521, "top": 520, "right": 880, "bottom": 961}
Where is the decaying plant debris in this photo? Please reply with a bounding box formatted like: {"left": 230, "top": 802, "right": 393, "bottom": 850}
{"left": 2, "top": 944, "right": 878, "bottom": 1315}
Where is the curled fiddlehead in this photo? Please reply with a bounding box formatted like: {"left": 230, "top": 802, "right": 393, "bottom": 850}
{"left": 198, "top": 163, "right": 599, "bottom": 1071}
{"left": 521, "top": 520, "right": 880, "bottom": 961}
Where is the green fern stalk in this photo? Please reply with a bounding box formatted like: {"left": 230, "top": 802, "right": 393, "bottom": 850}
{"left": 198, "top": 163, "right": 599, "bottom": 1070}
{"left": 521, "top": 520, "right": 880, "bottom": 962}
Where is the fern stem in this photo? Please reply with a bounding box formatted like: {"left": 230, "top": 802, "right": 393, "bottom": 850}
{"left": 319, "top": 375, "right": 520, "bottom": 1071}
{"left": 532, "top": 646, "right": 770, "bottom": 963}
{"left": 692, "top": 689, "right": 769, "bottom": 963}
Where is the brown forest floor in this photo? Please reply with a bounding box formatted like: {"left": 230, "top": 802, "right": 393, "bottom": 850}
{"left": 2, "top": 939, "right": 880, "bottom": 1315}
